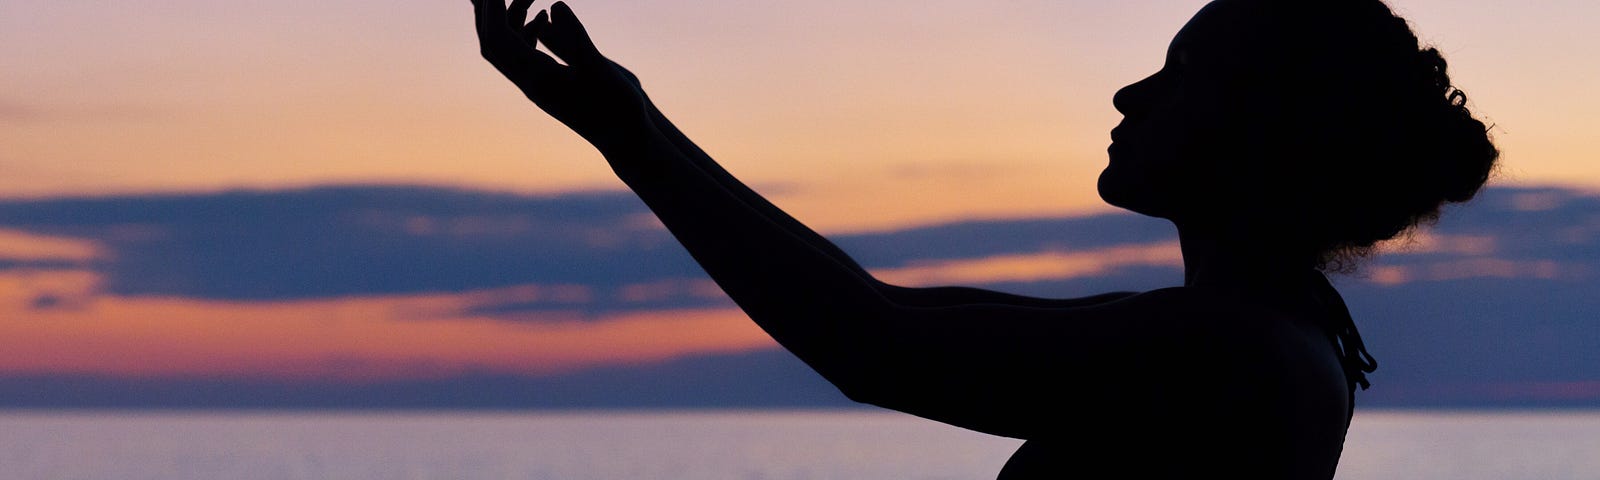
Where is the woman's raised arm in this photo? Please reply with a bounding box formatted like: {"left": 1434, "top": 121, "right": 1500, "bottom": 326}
{"left": 494, "top": 0, "right": 1134, "bottom": 310}
{"left": 471, "top": 0, "right": 1202, "bottom": 438}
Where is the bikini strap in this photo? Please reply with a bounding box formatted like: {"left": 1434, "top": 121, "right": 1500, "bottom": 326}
{"left": 1306, "top": 271, "right": 1378, "bottom": 393}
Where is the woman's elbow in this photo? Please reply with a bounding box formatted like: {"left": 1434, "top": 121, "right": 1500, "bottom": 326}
{"left": 804, "top": 355, "right": 897, "bottom": 407}
{"left": 800, "top": 342, "right": 902, "bottom": 406}
{"left": 818, "top": 360, "right": 931, "bottom": 412}
{"left": 765, "top": 305, "right": 910, "bottom": 406}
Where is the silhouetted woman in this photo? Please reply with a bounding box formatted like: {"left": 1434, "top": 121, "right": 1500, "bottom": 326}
{"left": 471, "top": 0, "right": 1497, "bottom": 477}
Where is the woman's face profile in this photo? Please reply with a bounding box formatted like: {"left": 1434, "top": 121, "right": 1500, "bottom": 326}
{"left": 1099, "top": 0, "right": 1260, "bottom": 219}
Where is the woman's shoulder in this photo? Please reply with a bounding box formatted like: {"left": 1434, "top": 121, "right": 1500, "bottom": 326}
{"left": 1100, "top": 286, "right": 1312, "bottom": 339}
{"left": 1117, "top": 285, "right": 1333, "bottom": 334}
{"left": 1109, "top": 285, "right": 1347, "bottom": 388}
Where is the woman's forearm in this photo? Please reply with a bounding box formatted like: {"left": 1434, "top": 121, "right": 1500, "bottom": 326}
{"left": 642, "top": 106, "right": 884, "bottom": 284}
{"left": 598, "top": 126, "right": 896, "bottom": 383}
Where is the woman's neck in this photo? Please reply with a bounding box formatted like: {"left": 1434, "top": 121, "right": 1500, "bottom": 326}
{"left": 1175, "top": 221, "right": 1316, "bottom": 289}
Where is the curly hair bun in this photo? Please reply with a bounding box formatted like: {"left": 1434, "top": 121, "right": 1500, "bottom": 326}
{"left": 1228, "top": 0, "right": 1500, "bottom": 271}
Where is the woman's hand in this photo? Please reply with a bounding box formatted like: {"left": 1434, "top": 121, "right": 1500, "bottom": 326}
{"left": 473, "top": 0, "right": 651, "bottom": 151}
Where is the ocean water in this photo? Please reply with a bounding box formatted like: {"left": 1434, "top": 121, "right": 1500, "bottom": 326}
{"left": 2, "top": 410, "right": 1596, "bottom": 479}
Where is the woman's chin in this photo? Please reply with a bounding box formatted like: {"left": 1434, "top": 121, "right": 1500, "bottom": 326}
{"left": 1099, "top": 174, "right": 1175, "bottom": 219}
{"left": 1096, "top": 168, "right": 1138, "bottom": 210}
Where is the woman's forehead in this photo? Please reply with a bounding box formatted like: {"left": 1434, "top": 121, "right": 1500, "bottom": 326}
{"left": 1169, "top": 0, "right": 1274, "bottom": 58}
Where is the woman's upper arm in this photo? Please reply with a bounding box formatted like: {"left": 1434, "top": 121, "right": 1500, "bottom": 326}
{"left": 827, "top": 287, "right": 1224, "bottom": 439}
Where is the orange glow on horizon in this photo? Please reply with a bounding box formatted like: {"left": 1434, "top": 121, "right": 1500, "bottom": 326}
{"left": 0, "top": 270, "right": 773, "bottom": 381}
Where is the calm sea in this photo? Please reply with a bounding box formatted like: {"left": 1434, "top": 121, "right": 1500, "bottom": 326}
{"left": 2, "top": 410, "right": 1596, "bottom": 479}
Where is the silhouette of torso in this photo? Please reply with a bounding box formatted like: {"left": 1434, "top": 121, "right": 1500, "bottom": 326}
{"left": 996, "top": 279, "right": 1355, "bottom": 479}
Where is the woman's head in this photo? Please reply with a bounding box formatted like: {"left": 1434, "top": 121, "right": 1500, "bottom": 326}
{"left": 1099, "top": 0, "right": 1499, "bottom": 271}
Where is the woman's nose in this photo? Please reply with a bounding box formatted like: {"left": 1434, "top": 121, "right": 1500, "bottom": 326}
{"left": 1113, "top": 75, "right": 1152, "bottom": 115}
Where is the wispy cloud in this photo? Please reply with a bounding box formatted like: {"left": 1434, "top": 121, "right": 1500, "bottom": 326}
{"left": 0, "top": 186, "right": 693, "bottom": 301}
{"left": 872, "top": 241, "right": 1181, "bottom": 285}
{"left": 0, "top": 229, "right": 104, "bottom": 263}
{"left": 1365, "top": 259, "right": 1579, "bottom": 286}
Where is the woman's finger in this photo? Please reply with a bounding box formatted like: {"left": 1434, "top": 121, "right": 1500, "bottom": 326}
{"left": 544, "top": 1, "right": 604, "bottom": 66}
{"left": 508, "top": 0, "right": 536, "bottom": 30}
{"left": 477, "top": 0, "right": 529, "bottom": 61}
{"left": 479, "top": 0, "right": 507, "bottom": 29}
{"left": 521, "top": 10, "right": 549, "bottom": 45}
{"left": 473, "top": 0, "right": 488, "bottom": 36}
{"left": 474, "top": 0, "right": 512, "bottom": 47}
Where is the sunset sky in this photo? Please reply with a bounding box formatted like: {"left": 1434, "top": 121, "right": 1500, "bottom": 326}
{"left": 1, "top": 0, "right": 1597, "bottom": 405}
{"left": 5, "top": 0, "right": 1597, "bottom": 228}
